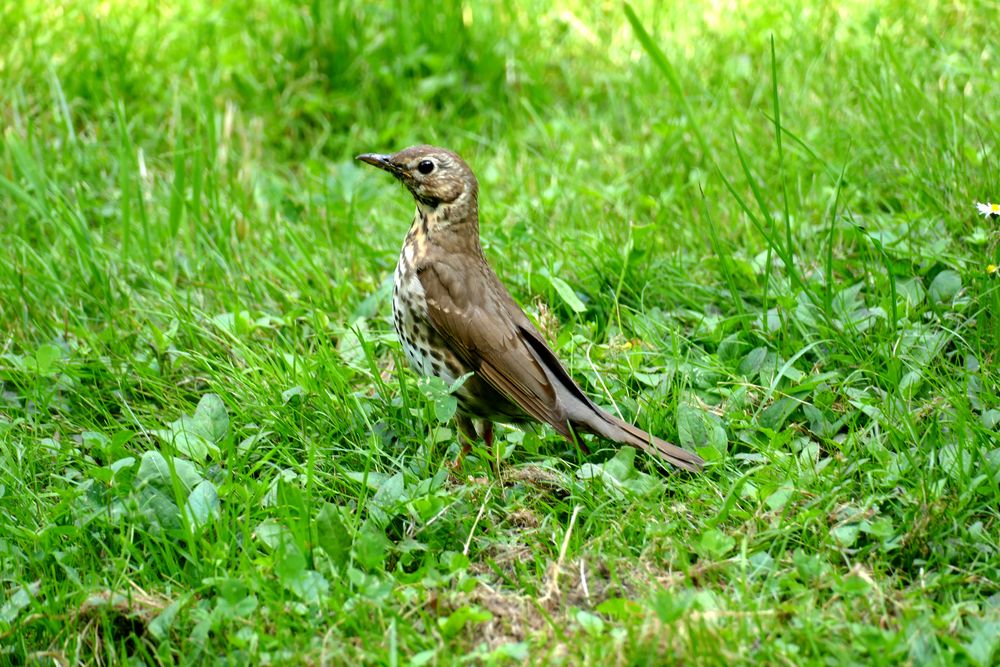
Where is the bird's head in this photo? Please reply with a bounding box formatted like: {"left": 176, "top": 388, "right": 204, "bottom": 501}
{"left": 356, "top": 145, "right": 478, "bottom": 219}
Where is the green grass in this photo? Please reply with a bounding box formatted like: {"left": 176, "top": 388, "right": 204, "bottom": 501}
{"left": 2, "top": 0, "right": 999, "bottom": 663}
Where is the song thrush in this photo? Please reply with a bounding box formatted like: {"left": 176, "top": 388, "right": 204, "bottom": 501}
{"left": 357, "top": 145, "right": 704, "bottom": 472}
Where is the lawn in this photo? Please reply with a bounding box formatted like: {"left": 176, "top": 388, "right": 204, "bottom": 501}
{"left": 1, "top": 0, "right": 998, "bottom": 664}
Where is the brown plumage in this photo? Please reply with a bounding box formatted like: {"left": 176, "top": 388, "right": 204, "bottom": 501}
{"left": 357, "top": 145, "right": 704, "bottom": 472}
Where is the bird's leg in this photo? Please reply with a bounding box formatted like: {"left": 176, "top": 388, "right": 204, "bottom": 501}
{"left": 566, "top": 423, "right": 591, "bottom": 457}
{"left": 481, "top": 420, "right": 501, "bottom": 477}
{"left": 482, "top": 420, "right": 494, "bottom": 451}
{"left": 453, "top": 414, "right": 478, "bottom": 469}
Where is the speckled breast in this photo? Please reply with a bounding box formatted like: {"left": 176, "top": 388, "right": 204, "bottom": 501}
{"left": 392, "top": 251, "right": 466, "bottom": 387}
{"left": 391, "top": 242, "right": 531, "bottom": 423}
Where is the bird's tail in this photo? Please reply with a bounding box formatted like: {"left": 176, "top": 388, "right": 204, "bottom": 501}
{"left": 580, "top": 409, "right": 704, "bottom": 472}
{"left": 516, "top": 323, "right": 704, "bottom": 472}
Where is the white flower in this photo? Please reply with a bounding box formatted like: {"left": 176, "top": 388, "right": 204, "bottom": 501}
{"left": 976, "top": 201, "right": 1000, "bottom": 217}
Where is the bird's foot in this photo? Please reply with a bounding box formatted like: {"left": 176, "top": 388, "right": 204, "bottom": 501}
{"left": 449, "top": 442, "right": 471, "bottom": 471}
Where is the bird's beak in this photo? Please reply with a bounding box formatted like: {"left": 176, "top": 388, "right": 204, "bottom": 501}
{"left": 356, "top": 153, "right": 399, "bottom": 174}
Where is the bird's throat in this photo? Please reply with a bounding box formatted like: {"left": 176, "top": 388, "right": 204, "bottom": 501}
{"left": 403, "top": 210, "right": 432, "bottom": 264}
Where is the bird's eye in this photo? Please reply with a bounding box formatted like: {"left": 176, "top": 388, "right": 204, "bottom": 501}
{"left": 417, "top": 160, "right": 435, "bottom": 175}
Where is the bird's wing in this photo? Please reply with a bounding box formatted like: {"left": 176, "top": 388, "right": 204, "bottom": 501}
{"left": 418, "top": 254, "right": 704, "bottom": 471}
{"left": 418, "top": 258, "right": 570, "bottom": 432}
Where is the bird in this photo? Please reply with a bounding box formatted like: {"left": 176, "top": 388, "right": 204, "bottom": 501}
{"left": 356, "top": 145, "right": 704, "bottom": 472}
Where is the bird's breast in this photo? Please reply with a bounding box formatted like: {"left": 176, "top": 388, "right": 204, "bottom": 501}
{"left": 391, "top": 242, "right": 535, "bottom": 424}
{"left": 393, "top": 248, "right": 462, "bottom": 387}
